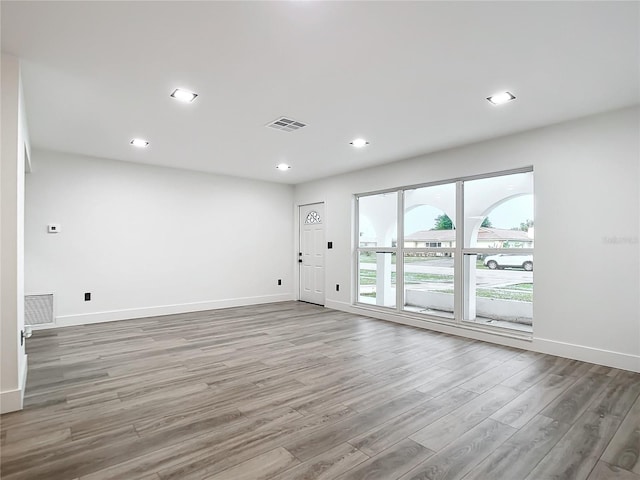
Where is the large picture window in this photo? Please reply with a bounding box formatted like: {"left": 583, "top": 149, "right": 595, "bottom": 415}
{"left": 356, "top": 169, "right": 534, "bottom": 333}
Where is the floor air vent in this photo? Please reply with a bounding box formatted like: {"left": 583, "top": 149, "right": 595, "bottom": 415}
{"left": 266, "top": 117, "right": 307, "bottom": 132}
{"left": 25, "top": 294, "right": 54, "bottom": 326}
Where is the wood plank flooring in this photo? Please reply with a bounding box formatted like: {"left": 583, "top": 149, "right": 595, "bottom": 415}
{"left": 1, "top": 301, "right": 639, "bottom": 480}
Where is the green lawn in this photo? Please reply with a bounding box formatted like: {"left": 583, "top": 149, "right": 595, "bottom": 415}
{"left": 359, "top": 270, "right": 392, "bottom": 286}
{"left": 360, "top": 292, "right": 377, "bottom": 298}
{"left": 404, "top": 272, "right": 454, "bottom": 284}
{"left": 359, "top": 270, "right": 375, "bottom": 285}
{"left": 366, "top": 286, "right": 532, "bottom": 303}
{"left": 371, "top": 279, "right": 534, "bottom": 303}
{"left": 359, "top": 253, "right": 450, "bottom": 265}
{"left": 359, "top": 256, "right": 532, "bottom": 302}
{"left": 497, "top": 283, "right": 533, "bottom": 291}
{"left": 478, "top": 288, "right": 532, "bottom": 302}
{"left": 359, "top": 270, "right": 453, "bottom": 285}
{"left": 434, "top": 287, "right": 532, "bottom": 303}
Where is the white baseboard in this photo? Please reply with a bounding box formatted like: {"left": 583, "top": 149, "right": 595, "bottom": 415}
{"left": 325, "top": 300, "right": 640, "bottom": 373}
{"left": 0, "top": 388, "right": 23, "bottom": 414}
{"left": 53, "top": 294, "right": 295, "bottom": 328}
{"left": 532, "top": 338, "right": 640, "bottom": 373}
{"left": 1, "top": 354, "right": 27, "bottom": 414}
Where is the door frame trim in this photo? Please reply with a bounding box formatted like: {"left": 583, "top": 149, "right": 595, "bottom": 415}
{"left": 296, "top": 201, "right": 326, "bottom": 305}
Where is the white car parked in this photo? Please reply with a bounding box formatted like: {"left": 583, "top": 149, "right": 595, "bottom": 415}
{"left": 484, "top": 253, "right": 533, "bottom": 271}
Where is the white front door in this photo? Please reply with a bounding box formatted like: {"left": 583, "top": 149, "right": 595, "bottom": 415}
{"left": 299, "top": 203, "right": 325, "bottom": 306}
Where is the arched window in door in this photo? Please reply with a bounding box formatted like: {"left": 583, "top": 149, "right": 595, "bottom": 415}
{"left": 305, "top": 211, "right": 321, "bottom": 224}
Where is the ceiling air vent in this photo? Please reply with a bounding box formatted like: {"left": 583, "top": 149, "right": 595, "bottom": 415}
{"left": 266, "top": 117, "right": 307, "bottom": 132}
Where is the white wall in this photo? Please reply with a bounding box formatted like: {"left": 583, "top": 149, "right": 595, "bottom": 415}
{"left": 25, "top": 150, "right": 294, "bottom": 325}
{"left": 1, "top": 53, "right": 30, "bottom": 413}
{"left": 294, "top": 106, "right": 640, "bottom": 372}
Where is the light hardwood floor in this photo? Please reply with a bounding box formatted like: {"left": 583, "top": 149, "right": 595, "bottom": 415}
{"left": 1, "top": 301, "right": 639, "bottom": 480}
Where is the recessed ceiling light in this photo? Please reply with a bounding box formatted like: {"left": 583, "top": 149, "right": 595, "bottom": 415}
{"left": 170, "top": 88, "right": 198, "bottom": 103}
{"left": 350, "top": 138, "right": 369, "bottom": 148}
{"left": 130, "top": 138, "right": 149, "bottom": 148}
{"left": 276, "top": 163, "right": 291, "bottom": 171}
{"left": 487, "top": 91, "right": 516, "bottom": 105}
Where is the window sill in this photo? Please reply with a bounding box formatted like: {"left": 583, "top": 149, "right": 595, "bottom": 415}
{"left": 353, "top": 302, "right": 534, "bottom": 342}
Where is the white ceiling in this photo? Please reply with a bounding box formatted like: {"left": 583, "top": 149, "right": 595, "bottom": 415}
{"left": 2, "top": 1, "right": 638, "bottom": 184}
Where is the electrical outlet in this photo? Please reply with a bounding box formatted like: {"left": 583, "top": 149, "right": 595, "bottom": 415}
{"left": 84, "top": 292, "right": 91, "bottom": 301}
{"left": 336, "top": 284, "right": 340, "bottom": 292}
{"left": 277, "top": 279, "right": 282, "bottom": 286}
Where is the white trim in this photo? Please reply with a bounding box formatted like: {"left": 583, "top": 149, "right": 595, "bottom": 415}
{"left": 455, "top": 180, "right": 464, "bottom": 322}
{"left": 358, "top": 247, "right": 398, "bottom": 253}
{"left": 0, "top": 355, "right": 27, "bottom": 414}
{"left": 24, "top": 142, "right": 32, "bottom": 173}
{"left": 0, "top": 388, "right": 23, "bottom": 414}
{"left": 326, "top": 300, "right": 640, "bottom": 373}
{"left": 51, "top": 294, "right": 294, "bottom": 328}
{"left": 462, "top": 248, "right": 534, "bottom": 255}
{"left": 396, "top": 190, "right": 405, "bottom": 310}
{"left": 354, "top": 166, "right": 533, "bottom": 198}
{"left": 20, "top": 354, "right": 28, "bottom": 386}
{"left": 351, "top": 195, "right": 358, "bottom": 305}
{"left": 533, "top": 338, "right": 640, "bottom": 373}
{"left": 402, "top": 248, "right": 457, "bottom": 254}
{"left": 294, "top": 199, "right": 328, "bottom": 302}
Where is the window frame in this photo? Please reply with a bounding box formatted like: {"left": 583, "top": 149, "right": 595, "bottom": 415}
{"left": 354, "top": 167, "right": 534, "bottom": 335}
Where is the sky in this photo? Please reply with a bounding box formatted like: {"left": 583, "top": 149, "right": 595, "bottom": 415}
{"left": 405, "top": 195, "right": 534, "bottom": 234}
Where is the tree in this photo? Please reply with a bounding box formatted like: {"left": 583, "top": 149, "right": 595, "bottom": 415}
{"left": 515, "top": 219, "right": 534, "bottom": 231}
{"left": 521, "top": 219, "right": 534, "bottom": 231}
{"left": 432, "top": 214, "right": 491, "bottom": 230}
{"left": 433, "top": 214, "right": 454, "bottom": 230}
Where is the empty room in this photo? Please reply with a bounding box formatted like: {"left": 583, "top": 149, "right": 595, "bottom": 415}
{"left": 1, "top": 1, "right": 639, "bottom": 480}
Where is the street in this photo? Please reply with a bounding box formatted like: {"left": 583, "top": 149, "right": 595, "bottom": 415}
{"left": 360, "top": 258, "right": 533, "bottom": 288}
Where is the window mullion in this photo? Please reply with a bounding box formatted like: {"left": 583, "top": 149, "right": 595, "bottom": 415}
{"left": 354, "top": 196, "right": 359, "bottom": 305}
{"left": 454, "top": 180, "right": 464, "bottom": 324}
{"left": 396, "top": 190, "right": 404, "bottom": 312}
{"left": 462, "top": 248, "right": 534, "bottom": 255}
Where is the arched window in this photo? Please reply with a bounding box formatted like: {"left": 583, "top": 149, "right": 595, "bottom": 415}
{"left": 305, "top": 211, "right": 321, "bottom": 224}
